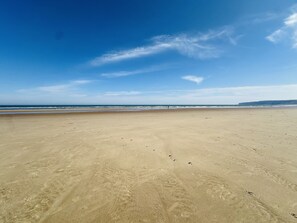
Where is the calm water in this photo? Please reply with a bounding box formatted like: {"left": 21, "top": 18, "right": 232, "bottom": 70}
{"left": 1, "top": 104, "right": 293, "bottom": 115}
{"left": 0, "top": 104, "right": 238, "bottom": 114}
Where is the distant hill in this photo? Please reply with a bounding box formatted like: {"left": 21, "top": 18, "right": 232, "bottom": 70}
{"left": 239, "top": 100, "right": 297, "bottom": 106}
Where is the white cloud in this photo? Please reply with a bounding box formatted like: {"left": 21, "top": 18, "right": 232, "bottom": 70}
{"left": 182, "top": 75, "right": 204, "bottom": 84}
{"left": 101, "top": 69, "right": 148, "bottom": 78}
{"left": 284, "top": 13, "right": 297, "bottom": 26}
{"left": 72, "top": 80, "right": 92, "bottom": 84}
{"left": 6, "top": 83, "right": 296, "bottom": 105}
{"left": 266, "top": 10, "right": 297, "bottom": 48}
{"left": 97, "top": 84, "right": 297, "bottom": 104}
{"left": 89, "top": 27, "right": 235, "bottom": 66}
{"left": 237, "top": 11, "right": 282, "bottom": 27}
{"left": 19, "top": 79, "right": 93, "bottom": 94}
{"left": 251, "top": 12, "right": 280, "bottom": 24}
{"left": 101, "top": 65, "right": 167, "bottom": 78}
{"left": 266, "top": 29, "right": 286, "bottom": 43}
{"left": 92, "top": 45, "right": 167, "bottom": 66}
{"left": 103, "top": 91, "right": 141, "bottom": 96}
{"left": 37, "top": 84, "right": 70, "bottom": 93}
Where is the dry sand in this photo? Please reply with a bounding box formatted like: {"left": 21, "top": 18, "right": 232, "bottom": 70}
{"left": 0, "top": 108, "right": 297, "bottom": 223}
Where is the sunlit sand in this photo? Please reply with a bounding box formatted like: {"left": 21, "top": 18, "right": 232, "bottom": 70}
{"left": 1, "top": 108, "right": 297, "bottom": 222}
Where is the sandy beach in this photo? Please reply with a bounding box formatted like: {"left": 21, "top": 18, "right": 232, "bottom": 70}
{"left": 0, "top": 108, "right": 297, "bottom": 223}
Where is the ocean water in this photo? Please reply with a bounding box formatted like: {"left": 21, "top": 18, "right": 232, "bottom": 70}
{"left": 1, "top": 104, "right": 293, "bottom": 115}
{"left": 0, "top": 104, "right": 238, "bottom": 114}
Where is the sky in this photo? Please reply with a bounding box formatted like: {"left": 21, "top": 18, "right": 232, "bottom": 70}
{"left": 0, "top": 0, "right": 297, "bottom": 105}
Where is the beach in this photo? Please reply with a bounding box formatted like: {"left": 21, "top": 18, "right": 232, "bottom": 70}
{"left": 0, "top": 108, "right": 297, "bottom": 223}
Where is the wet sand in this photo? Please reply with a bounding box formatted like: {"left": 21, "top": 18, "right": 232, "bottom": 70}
{"left": 0, "top": 108, "right": 297, "bottom": 222}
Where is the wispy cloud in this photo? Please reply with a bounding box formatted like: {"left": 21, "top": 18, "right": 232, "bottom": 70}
{"left": 103, "top": 91, "right": 141, "bottom": 96}
{"left": 182, "top": 75, "right": 204, "bottom": 84}
{"left": 101, "top": 65, "right": 168, "bottom": 78}
{"left": 266, "top": 29, "right": 286, "bottom": 43}
{"left": 98, "top": 84, "right": 297, "bottom": 104}
{"left": 6, "top": 84, "right": 297, "bottom": 105}
{"left": 240, "top": 12, "right": 281, "bottom": 25}
{"left": 89, "top": 27, "right": 236, "bottom": 66}
{"left": 19, "top": 79, "right": 93, "bottom": 94}
{"left": 71, "top": 80, "right": 93, "bottom": 84}
{"left": 266, "top": 8, "right": 297, "bottom": 48}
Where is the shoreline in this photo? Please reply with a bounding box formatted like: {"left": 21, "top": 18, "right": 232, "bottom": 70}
{"left": 1, "top": 105, "right": 297, "bottom": 116}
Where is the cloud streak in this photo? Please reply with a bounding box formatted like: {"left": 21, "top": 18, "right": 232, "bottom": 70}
{"left": 238, "top": 12, "right": 281, "bottom": 26}
{"left": 182, "top": 75, "right": 204, "bottom": 84}
{"left": 103, "top": 91, "right": 141, "bottom": 96}
{"left": 101, "top": 65, "right": 168, "bottom": 78}
{"left": 19, "top": 79, "right": 93, "bottom": 94}
{"left": 7, "top": 84, "right": 297, "bottom": 105}
{"left": 98, "top": 84, "right": 297, "bottom": 104}
{"left": 266, "top": 9, "right": 297, "bottom": 48}
{"left": 89, "top": 27, "right": 235, "bottom": 66}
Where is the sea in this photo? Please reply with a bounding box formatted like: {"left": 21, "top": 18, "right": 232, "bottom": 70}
{"left": 0, "top": 104, "right": 293, "bottom": 115}
{"left": 0, "top": 104, "right": 239, "bottom": 114}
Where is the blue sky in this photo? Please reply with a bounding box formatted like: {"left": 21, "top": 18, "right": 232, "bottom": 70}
{"left": 1, "top": 0, "right": 297, "bottom": 105}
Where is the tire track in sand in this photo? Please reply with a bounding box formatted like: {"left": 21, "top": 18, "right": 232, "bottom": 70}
{"left": 229, "top": 156, "right": 297, "bottom": 194}
{"left": 203, "top": 177, "right": 284, "bottom": 223}
{"left": 2, "top": 169, "right": 80, "bottom": 223}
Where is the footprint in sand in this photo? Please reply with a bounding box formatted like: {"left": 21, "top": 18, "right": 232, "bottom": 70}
{"left": 247, "top": 191, "right": 254, "bottom": 196}
{"left": 290, "top": 213, "right": 297, "bottom": 218}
